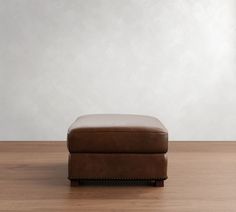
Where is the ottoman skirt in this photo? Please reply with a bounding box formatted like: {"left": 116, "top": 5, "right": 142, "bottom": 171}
{"left": 68, "top": 153, "right": 167, "bottom": 180}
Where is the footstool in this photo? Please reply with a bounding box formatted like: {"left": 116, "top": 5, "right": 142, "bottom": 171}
{"left": 67, "top": 114, "right": 168, "bottom": 187}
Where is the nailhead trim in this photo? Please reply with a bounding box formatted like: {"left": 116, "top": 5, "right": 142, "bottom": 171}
{"left": 69, "top": 177, "right": 167, "bottom": 180}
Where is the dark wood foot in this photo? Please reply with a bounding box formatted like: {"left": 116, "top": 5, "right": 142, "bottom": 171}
{"left": 70, "top": 179, "right": 80, "bottom": 187}
{"left": 153, "top": 180, "right": 164, "bottom": 187}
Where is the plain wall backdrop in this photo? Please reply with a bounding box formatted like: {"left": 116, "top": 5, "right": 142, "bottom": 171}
{"left": 0, "top": 0, "right": 236, "bottom": 141}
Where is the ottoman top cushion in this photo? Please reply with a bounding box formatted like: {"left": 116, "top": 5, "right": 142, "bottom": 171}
{"left": 67, "top": 114, "right": 168, "bottom": 153}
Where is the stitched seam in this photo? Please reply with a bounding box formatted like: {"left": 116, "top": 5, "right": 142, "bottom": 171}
{"left": 69, "top": 131, "right": 168, "bottom": 134}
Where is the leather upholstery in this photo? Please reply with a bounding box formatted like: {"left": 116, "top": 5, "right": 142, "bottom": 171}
{"left": 68, "top": 114, "right": 168, "bottom": 153}
{"left": 67, "top": 114, "right": 168, "bottom": 184}
{"left": 69, "top": 153, "right": 167, "bottom": 180}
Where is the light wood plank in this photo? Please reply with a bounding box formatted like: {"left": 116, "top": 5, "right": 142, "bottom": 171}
{"left": 0, "top": 141, "right": 236, "bottom": 211}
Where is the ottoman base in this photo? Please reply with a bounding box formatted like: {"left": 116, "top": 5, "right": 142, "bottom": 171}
{"left": 68, "top": 153, "right": 167, "bottom": 186}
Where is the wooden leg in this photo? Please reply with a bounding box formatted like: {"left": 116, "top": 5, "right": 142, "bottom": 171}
{"left": 70, "top": 179, "right": 80, "bottom": 187}
{"left": 153, "top": 180, "right": 164, "bottom": 187}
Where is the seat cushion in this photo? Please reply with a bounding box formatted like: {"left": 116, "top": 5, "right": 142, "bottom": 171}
{"left": 67, "top": 114, "right": 168, "bottom": 153}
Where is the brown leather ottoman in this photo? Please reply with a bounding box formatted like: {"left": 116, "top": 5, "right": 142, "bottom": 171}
{"left": 67, "top": 114, "right": 168, "bottom": 187}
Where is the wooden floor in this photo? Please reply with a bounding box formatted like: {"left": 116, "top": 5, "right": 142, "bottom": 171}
{"left": 0, "top": 141, "right": 236, "bottom": 211}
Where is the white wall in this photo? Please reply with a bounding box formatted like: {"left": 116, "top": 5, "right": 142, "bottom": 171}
{"left": 0, "top": 0, "right": 236, "bottom": 141}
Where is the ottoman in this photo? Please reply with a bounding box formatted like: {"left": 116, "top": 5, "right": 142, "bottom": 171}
{"left": 67, "top": 114, "right": 168, "bottom": 187}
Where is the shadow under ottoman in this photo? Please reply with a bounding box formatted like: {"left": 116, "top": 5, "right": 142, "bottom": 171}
{"left": 67, "top": 114, "right": 168, "bottom": 187}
